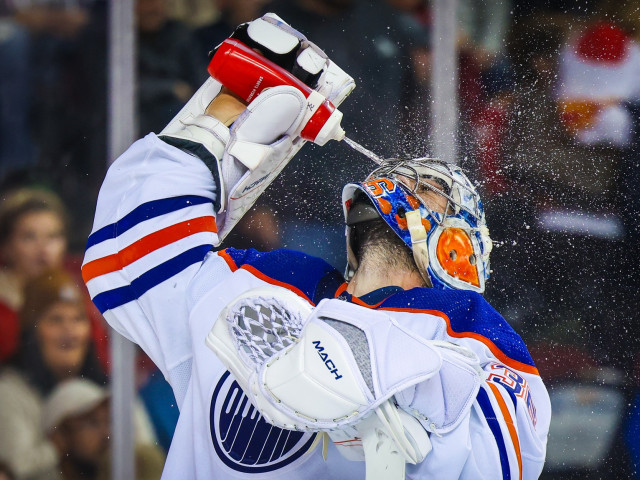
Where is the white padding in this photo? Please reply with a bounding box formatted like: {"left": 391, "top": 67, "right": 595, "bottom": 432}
{"left": 217, "top": 85, "right": 307, "bottom": 241}
{"left": 360, "top": 409, "right": 407, "bottom": 480}
{"left": 258, "top": 299, "right": 444, "bottom": 430}
{"left": 312, "top": 299, "right": 443, "bottom": 397}
{"left": 247, "top": 18, "right": 300, "bottom": 55}
{"left": 296, "top": 46, "right": 326, "bottom": 75}
{"left": 233, "top": 86, "right": 307, "bottom": 145}
{"left": 159, "top": 78, "right": 228, "bottom": 161}
{"left": 395, "top": 340, "right": 485, "bottom": 434}
{"left": 262, "top": 320, "right": 371, "bottom": 423}
{"left": 226, "top": 141, "right": 269, "bottom": 170}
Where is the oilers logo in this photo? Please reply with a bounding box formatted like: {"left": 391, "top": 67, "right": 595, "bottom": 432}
{"left": 210, "top": 371, "right": 317, "bottom": 473}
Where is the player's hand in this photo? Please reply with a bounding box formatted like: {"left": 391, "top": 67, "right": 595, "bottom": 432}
{"left": 205, "top": 87, "right": 247, "bottom": 127}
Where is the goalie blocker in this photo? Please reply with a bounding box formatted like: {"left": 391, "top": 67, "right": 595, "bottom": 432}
{"left": 158, "top": 13, "right": 355, "bottom": 243}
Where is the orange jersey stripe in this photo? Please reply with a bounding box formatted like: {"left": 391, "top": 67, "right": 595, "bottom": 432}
{"left": 378, "top": 306, "right": 539, "bottom": 376}
{"left": 350, "top": 294, "right": 389, "bottom": 309}
{"left": 218, "top": 249, "right": 239, "bottom": 272}
{"left": 487, "top": 382, "right": 523, "bottom": 480}
{"left": 82, "top": 216, "right": 216, "bottom": 283}
{"left": 241, "top": 264, "right": 314, "bottom": 305}
{"left": 334, "top": 282, "right": 349, "bottom": 298}
{"left": 216, "top": 250, "right": 314, "bottom": 305}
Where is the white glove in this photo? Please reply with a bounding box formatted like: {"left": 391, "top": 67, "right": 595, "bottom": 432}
{"left": 159, "top": 13, "right": 355, "bottom": 243}
{"left": 231, "top": 13, "right": 356, "bottom": 106}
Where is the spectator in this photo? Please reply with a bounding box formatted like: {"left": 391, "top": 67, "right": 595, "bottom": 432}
{"left": 491, "top": 14, "right": 638, "bottom": 370}
{"left": 42, "top": 379, "right": 165, "bottom": 480}
{"left": 0, "top": 462, "right": 16, "bottom": 480}
{"left": 0, "top": 268, "right": 108, "bottom": 480}
{"left": 0, "top": 188, "right": 68, "bottom": 363}
{"left": 43, "top": 379, "right": 111, "bottom": 480}
{"left": 0, "top": 1, "right": 91, "bottom": 185}
{"left": 165, "top": 0, "right": 218, "bottom": 27}
{"left": 136, "top": 0, "right": 207, "bottom": 136}
{"left": 0, "top": 1, "right": 96, "bottom": 242}
{"left": 557, "top": 21, "right": 640, "bottom": 148}
{"left": 458, "top": 0, "right": 513, "bottom": 88}
{"left": 0, "top": 188, "right": 108, "bottom": 367}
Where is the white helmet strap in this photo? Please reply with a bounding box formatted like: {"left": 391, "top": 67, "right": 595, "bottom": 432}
{"left": 405, "top": 210, "right": 431, "bottom": 287}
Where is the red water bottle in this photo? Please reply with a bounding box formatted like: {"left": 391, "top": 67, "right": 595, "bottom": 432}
{"left": 207, "top": 39, "right": 345, "bottom": 146}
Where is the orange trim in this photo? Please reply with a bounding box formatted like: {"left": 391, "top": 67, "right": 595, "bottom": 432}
{"left": 378, "top": 306, "right": 539, "bottom": 376}
{"left": 332, "top": 283, "right": 392, "bottom": 308}
{"left": 487, "top": 382, "right": 523, "bottom": 480}
{"left": 334, "top": 282, "right": 349, "bottom": 297}
{"left": 241, "top": 264, "right": 315, "bottom": 305}
{"left": 82, "top": 216, "right": 216, "bottom": 283}
{"left": 350, "top": 294, "right": 388, "bottom": 309}
{"left": 217, "top": 249, "right": 239, "bottom": 272}
{"left": 333, "top": 438, "right": 362, "bottom": 445}
{"left": 334, "top": 438, "right": 363, "bottom": 446}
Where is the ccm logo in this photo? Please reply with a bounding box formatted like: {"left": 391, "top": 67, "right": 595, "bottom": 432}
{"left": 312, "top": 340, "right": 343, "bottom": 380}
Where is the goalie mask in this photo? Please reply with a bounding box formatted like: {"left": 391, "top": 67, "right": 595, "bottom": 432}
{"left": 342, "top": 159, "right": 492, "bottom": 293}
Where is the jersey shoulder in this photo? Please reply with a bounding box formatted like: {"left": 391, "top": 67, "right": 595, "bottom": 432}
{"left": 379, "top": 288, "right": 536, "bottom": 371}
{"left": 218, "top": 248, "right": 345, "bottom": 305}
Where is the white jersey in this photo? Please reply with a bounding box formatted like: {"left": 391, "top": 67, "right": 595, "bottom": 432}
{"left": 83, "top": 134, "right": 550, "bottom": 479}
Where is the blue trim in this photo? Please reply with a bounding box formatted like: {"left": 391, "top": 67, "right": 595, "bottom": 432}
{"left": 359, "top": 286, "right": 404, "bottom": 305}
{"left": 223, "top": 248, "right": 343, "bottom": 304}
{"left": 86, "top": 195, "right": 212, "bottom": 249}
{"left": 490, "top": 379, "right": 518, "bottom": 412}
{"left": 477, "top": 386, "right": 511, "bottom": 480}
{"left": 378, "top": 288, "right": 536, "bottom": 369}
{"left": 92, "top": 244, "right": 211, "bottom": 313}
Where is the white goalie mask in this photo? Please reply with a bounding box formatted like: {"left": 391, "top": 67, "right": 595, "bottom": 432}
{"left": 342, "top": 158, "right": 493, "bottom": 293}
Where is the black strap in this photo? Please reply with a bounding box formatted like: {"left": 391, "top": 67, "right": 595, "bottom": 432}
{"left": 159, "top": 135, "right": 222, "bottom": 212}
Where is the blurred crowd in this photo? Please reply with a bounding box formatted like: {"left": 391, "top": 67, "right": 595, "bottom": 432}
{"left": 1, "top": 0, "right": 640, "bottom": 478}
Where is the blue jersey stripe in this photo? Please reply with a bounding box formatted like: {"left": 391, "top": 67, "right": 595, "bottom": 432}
{"left": 490, "top": 379, "right": 518, "bottom": 412}
{"left": 477, "top": 386, "right": 511, "bottom": 480}
{"left": 86, "top": 195, "right": 212, "bottom": 249}
{"left": 92, "top": 244, "right": 211, "bottom": 313}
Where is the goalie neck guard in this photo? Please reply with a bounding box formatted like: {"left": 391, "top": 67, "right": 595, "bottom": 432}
{"left": 342, "top": 158, "right": 492, "bottom": 293}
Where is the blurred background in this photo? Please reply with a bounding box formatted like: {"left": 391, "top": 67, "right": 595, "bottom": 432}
{"left": 0, "top": 0, "right": 639, "bottom": 479}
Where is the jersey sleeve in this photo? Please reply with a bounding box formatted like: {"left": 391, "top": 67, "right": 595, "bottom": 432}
{"left": 402, "top": 356, "right": 549, "bottom": 479}
{"left": 82, "top": 133, "right": 223, "bottom": 405}
{"left": 468, "top": 363, "right": 550, "bottom": 479}
{"left": 375, "top": 291, "right": 551, "bottom": 479}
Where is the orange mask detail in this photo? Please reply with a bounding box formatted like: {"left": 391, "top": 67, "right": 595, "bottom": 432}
{"left": 364, "top": 178, "right": 395, "bottom": 197}
{"left": 378, "top": 197, "right": 392, "bottom": 214}
{"left": 407, "top": 195, "right": 420, "bottom": 209}
{"left": 436, "top": 228, "right": 480, "bottom": 287}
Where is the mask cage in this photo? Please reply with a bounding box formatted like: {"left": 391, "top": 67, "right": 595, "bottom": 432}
{"left": 344, "top": 157, "right": 492, "bottom": 292}
{"left": 365, "top": 157, "right": 484, "bottom": 228}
